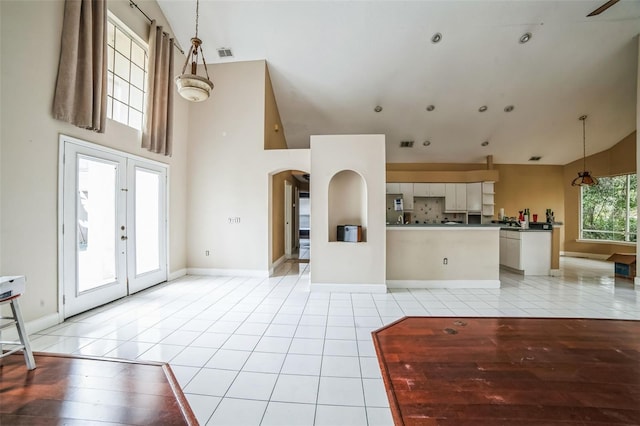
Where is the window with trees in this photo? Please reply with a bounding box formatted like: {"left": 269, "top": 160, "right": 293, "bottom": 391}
{"left": 580, "top": 174, "right": 637, "bottom": 242}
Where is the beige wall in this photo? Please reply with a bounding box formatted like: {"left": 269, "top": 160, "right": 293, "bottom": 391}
{"left": 187, "top": 60, "right": 310, "bottom": 274}
{"left": 563, "top": 131, "right": 637, "bottom": 255}
{"left": 0, "top": 0, "right": 189, "bottom": 323}
{"left": 264, "top": 65, "right": 287, "bottom": 150}
{"left": 310, "top": 135, "right": 386, "bottom": 291}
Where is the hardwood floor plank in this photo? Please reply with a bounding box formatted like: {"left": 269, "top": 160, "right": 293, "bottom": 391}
{"left": 0, "top": 352, "right": 197, "bottom": 425}
{"left": 373, "top": 317, "right": 640, "bottom": 426}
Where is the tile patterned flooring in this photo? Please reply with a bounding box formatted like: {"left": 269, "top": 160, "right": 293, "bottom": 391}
{"left": 29, "top": 257, "right": 640, "bottom": 425}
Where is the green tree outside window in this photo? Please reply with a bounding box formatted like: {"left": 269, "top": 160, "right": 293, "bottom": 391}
{"left": 581, "top": 174, "right": 637, "bottom": 242}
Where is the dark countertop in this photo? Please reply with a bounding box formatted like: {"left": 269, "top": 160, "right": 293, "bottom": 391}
{"left": 500, "top": 227, "right": 552, "bottom": 232}
{"left": 387, "top": 223, "right": 502, "bottom": 228}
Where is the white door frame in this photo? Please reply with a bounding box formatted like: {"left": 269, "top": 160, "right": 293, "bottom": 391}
{"left": 284, "top": 180, "right": 293, "bottom": 258}
{"left": 58, "top": 135, "right": 169, "bottom": 319}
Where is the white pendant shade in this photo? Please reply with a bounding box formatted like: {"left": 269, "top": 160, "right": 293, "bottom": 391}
{"left": 175, "top": 74, "right": 213, "bottom": 102}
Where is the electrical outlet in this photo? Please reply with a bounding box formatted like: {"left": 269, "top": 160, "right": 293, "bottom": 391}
{"left": 228, "top": 217, "right": 241, "bottom": 224}
{"left": 443, "top": 257, "right": 448, "bottom": 265}
{"left": 205, "top": 250, "right": 210, "bottom": 256}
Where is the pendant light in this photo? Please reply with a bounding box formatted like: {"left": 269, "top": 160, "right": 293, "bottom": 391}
{"left": 571, "top": 115, "right": 598, "bottom": 186}
{"left": 175, "top": 0, "right": 214, "bottom": 102}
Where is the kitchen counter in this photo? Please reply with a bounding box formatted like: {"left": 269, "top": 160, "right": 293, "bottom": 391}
{"left": 387, "top": 226, "right": 500, "bottom": 289}
{"left": 387, "top": 224, "right": 501, "bottom": 229}
{"left": 500, "top": 227, "right": 552, "bottom": 232}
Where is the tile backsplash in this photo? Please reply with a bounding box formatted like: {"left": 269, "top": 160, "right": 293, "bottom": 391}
{"left": 410, "top": 197, "right": 466, "bottom": 224}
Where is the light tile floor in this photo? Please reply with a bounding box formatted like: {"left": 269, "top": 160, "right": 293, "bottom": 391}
{"left": 30, "top": 257, "right": 640, "bottom": 425}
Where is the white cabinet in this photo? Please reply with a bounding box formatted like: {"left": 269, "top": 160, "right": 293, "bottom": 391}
{"left": 482, "top": 182, "right": 495, "bottom": 216}
{"left": 386, "top": 183, "right": 401, "bottom": 194}
{"left": 399, "top": 183, "right": 414, "bottom": 210}
{"left": 413, "top": 183, "right": 445, "bottom": 197}
{"left": 466, "top": 183, "right": 482, "bottom": 212}
{"left": 429, "top": 183, "right": 446, "bottom": 197}
{"left": 413, "top": 183, "right": 428, "bottom": 197}
{"left": 499, "top": 230, "right": 550, "bottom": 275}
{"left": 445, "top": 183, "right": 467, "bottom": 212}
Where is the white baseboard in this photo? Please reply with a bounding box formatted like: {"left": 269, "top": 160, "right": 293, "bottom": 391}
{"left": 187, "top": 268, "right": 269, "bottom": 278}
{"left": 168, "top": 268, "right": 187, "bottom": 281}
{"left": 635, "top": 276, "right": 640, "bottom": 288}
{"left": 310, "top": 282, "right": 388, "bottom": 293}
{"left": 269, "top": 255, "right": 287, "bottom": 276}
{"left": 550, "top": 269, "right": 561, "bottom": 276}
{"left": 561, "top": 252, "right": 610, "bottom": 260}
{"left": 1, "top": 312, "right": 61, "bottom": 341}
{"left": 386, "top": 279, "right": 501, "bottom": 289}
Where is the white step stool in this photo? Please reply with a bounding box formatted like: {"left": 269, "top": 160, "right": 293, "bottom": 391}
{"left": 0, "top": 275, "right": 36, "bottom": 370}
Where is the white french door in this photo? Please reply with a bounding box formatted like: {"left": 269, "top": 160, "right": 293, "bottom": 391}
{"left": 61, "top": 137, "right": 167, "bottom": 318}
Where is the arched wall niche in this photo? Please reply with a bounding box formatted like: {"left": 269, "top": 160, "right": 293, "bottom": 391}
{"left": 327, "top": 169, "right": 367, "bottom": 242}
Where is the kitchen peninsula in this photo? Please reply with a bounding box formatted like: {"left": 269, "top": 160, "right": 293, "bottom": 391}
{"left": 386, "top": 224, "right": 501, "bottom": 288}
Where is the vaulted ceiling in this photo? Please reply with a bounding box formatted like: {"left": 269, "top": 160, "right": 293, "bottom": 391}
{"left": 158, "top": 0, "right": 640, "bottom": 165}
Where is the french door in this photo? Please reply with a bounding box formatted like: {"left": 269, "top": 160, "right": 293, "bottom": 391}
{"left": 61, "top": 137, "right": 167, "bottom": 318}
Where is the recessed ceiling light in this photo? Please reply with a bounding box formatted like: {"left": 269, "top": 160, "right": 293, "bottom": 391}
{"left": 504, "top": 105, "right": 514, "bottom": 112}
{"left": 431, "top": 33, "right": 442, "bottom": 43}
{"left": 481, "top": 141, "right": 489, "bottom": 147}
{"left": 519, "top": 32, "right": 532, "bottom": 44}
{"left": 423, "top": 140, "right": 431, "bottom": 147}
{"left": 529, "top": 156, "right": 542, "bottom": 161}
{"left": 478, "top": 105, "right": 488, "bottom": 112}
{"left": 426, "top": 105, "right": 435, "bottom": 112}
{"left": 374, "top": 105, "right": 383, "bottom": 112}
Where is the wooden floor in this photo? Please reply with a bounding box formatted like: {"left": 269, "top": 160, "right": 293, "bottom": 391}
{"left": 372, "top": 317, "right": 640, "bottom": 426}
{"left": 0, "top": 352, "right": 197, "bottom": 425}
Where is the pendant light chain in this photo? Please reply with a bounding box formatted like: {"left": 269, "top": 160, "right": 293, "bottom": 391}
{"left": 582, "top": 117, "right": 586, "bottom": 172}
{"left": 195, "top": 0, "right": 199, "bottom": 39}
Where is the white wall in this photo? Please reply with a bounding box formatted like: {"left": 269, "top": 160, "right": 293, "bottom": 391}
{"left": 186, "top": 60, "right": 310, "bottom": 275}
{"left": 0, "top": 0, "right": 189, "bottom": 323}
{"left": 310, "top": 135, "right": 386, "bottom": 292}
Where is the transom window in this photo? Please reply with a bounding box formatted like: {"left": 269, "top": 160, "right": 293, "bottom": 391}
{"left": 106, "top": 15, "right": 147, "bottom": 130}
{"left": 580, "top": 174, "right": 637, "bottom": 242}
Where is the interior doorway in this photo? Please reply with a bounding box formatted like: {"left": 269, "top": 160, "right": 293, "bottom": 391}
{"left": 298, "top": 191, "right": 310, "bottom": 261}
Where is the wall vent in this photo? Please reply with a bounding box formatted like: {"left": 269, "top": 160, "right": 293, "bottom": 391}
{"left": 400, "top": 141, "right": 414, "bottom": 148}
{"left": 528, "top": 156, "right": 542, "bottom": 161}
{"left": 217, "top": 48, "right": 233, "bottom": 58}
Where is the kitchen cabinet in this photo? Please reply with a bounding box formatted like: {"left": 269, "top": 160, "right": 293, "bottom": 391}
{"left": 429, "top": 183, "right": 446, "bottom": 196}
{"left": 466, "top": 183, "right": 482, "bottom": 212}
{"left": 445, "top": 183, "right": 467, "bottom": 212}
{"left": 413, "top": 183, "right": 445, "bottom": 197}
{"left": 413, "top": 183, "right": 428, "bottom": 197}
{"left": 482, "top": 182, "right": 495, "bottom": 216}
{"left": 400, "top": 183, "right": 414, "bottom": 210}
{"left": 499, "top": 230, "right": 550, "bottom": 275}
{"left": 386, "top": 183, "right": 401, "bottom": 194}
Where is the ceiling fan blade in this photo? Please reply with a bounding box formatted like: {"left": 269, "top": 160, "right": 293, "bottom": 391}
{"left": 587, "top": 0, "right": 620, "bottom": 17}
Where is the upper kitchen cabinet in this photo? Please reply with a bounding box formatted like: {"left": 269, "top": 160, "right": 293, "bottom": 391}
{"left": 386, "top": 183, "right": 401, "bottom": 194}
{"left": 466, "top": 183, "right": 482, "bottom": 212}
{"left": 445, "top": 183, "right": 467, "bottom": 212}
{"left": 414, "top": 183, "right": 445, "bottom": 197}
{"left": 399, "top": 183, "right": 414, "bottom": 210}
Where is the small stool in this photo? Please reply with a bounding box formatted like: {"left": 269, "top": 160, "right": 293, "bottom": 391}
{"left": 0, "top": 276, "right": 36, "bottom": 370}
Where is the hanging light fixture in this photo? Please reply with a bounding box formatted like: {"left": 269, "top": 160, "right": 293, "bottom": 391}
{"left": 175, "top": 0, "right": 214, "bottom": 102}
{"left": 571, "top": 115, "right": 598, "bottom": 186}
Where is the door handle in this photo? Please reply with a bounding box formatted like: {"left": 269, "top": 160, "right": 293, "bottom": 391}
{"left": 121, "top": 236, "right": 128, "bottom": 240}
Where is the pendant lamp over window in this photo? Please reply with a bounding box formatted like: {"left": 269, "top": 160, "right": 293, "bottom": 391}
{"left": 175, "top": 0, "right": 214, "bottom": 102}
{"left": 571, "top": 115, "right": 598, "bottom": 187}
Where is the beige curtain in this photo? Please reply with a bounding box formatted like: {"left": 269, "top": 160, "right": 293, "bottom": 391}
{"left": 142, "top": 20, "right": 174, "bottom": 156}
{"left": 52, "top": 0, "right": 107, "bottom": 133}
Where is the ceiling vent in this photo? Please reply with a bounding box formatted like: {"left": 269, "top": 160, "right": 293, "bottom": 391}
{"left": 217, "top": 48, "right": 233, "bottom": 58}
{"left": 400, "top": 141, "right": 414, "bottom": 148}
{"left": 529, "top": 156, "right": 542, "bottom": 161}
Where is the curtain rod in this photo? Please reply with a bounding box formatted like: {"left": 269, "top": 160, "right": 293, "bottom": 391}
{"left": 128, "top": 0, "right": 185, "bottom": 55}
